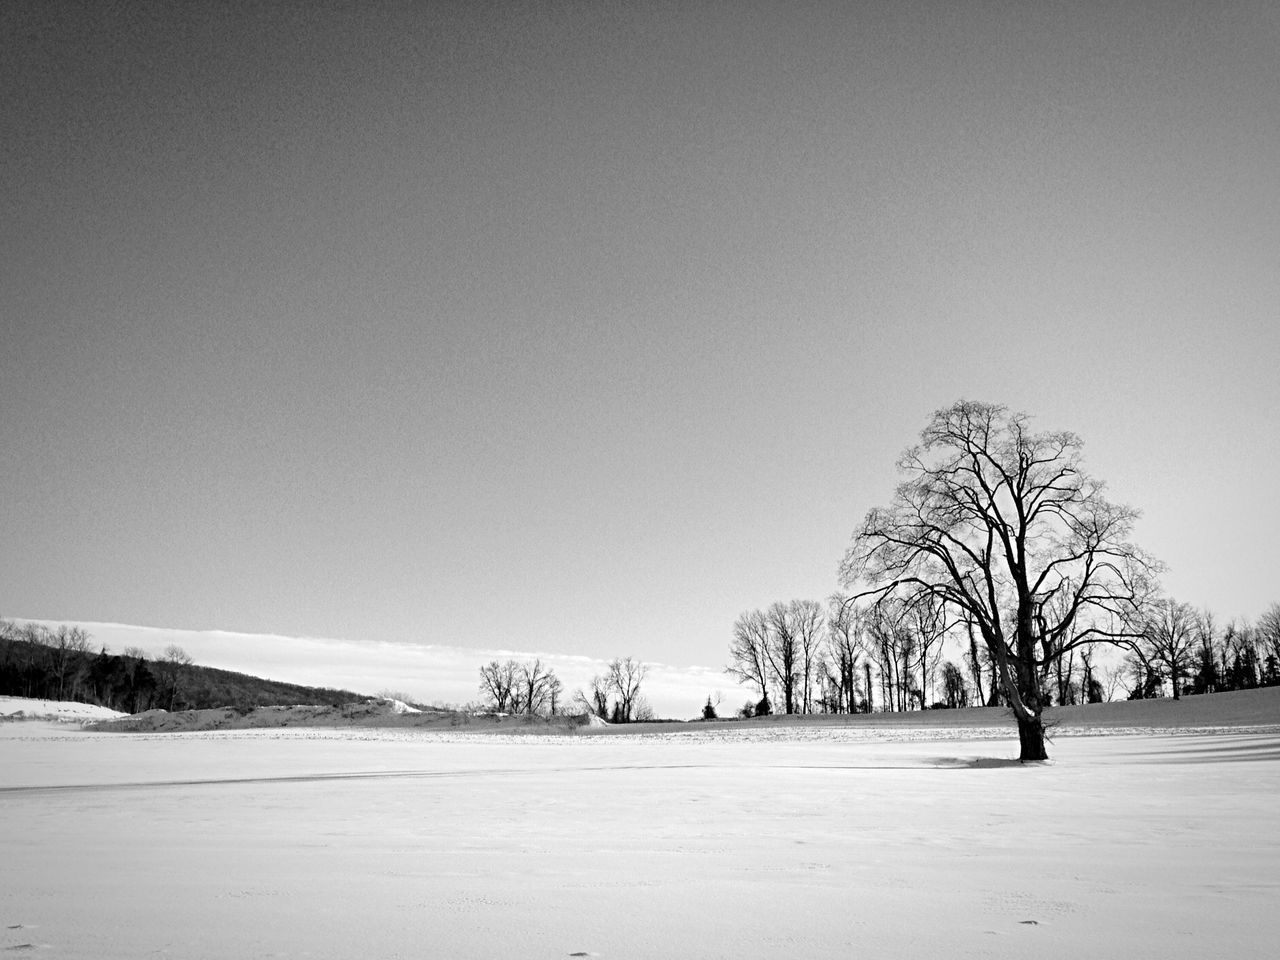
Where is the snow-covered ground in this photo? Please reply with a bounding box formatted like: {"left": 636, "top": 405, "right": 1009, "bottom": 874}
{"left": 2, "top": 724, "right": 1277, "bottom": 959}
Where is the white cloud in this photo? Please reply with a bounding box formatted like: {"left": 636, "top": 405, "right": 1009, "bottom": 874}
{"left": 22, "top": 619, "right": 747, "bottom": 720}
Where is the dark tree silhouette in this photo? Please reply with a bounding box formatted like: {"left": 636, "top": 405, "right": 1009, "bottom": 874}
{"left": 1135, "top": 598, "right": 1197, "bottom": 700}
{"left": 841, "top": 400, "right": 1157, "bottom": 761}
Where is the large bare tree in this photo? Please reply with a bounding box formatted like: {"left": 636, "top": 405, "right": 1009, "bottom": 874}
{"left": 840, "top": 400, "right": 1157, "bottom": 760}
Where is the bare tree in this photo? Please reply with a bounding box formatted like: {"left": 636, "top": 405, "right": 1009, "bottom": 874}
{"left": 763, "top": 601, "right": 800, "bottom": 714}
{"left": 963, "top": 616, "right": 987, "bottom": 707}
{"left": 156, "top": 644, "right": 193, "bottom": 710}
{"left": 607, "top": 657, "right": 647, "bottom": 723}
{"left": 586, "top": 673, "right": 612, "bottom": 718}
{"left": 865, "top": 598, "right": 917, "bottom": 711}
{"left": 1100, "top": 662, "right": 1127, "bottom": 703}
{"left": 940, "top": 660, "right": 967, "bottom": 708}
{"left": 1191, "top": 608, "right": 1221, "bottom": 694}
{"left": 519, "top": 659, "right": 555, "bottom": 716}
{"left": 51, "top": 626, "right": 91, "bottom": 701}
{"left": 1134, "top": 599, "right": 1197, "bottom": 700}
{"left": 825, "top": 595, "right": 862, "bottom": 713}
{"left": 478, "top": 659, "right": 519, "bottom": 712}
{"left": 908, "top": 593, "right": 951, "bottom": 708}
{"left": 1258, "top": 603, "right": 1280, "bottom": 677}
{"left": 726, "top": 609, "right": 771, "bottom": 708}
{"left": 1223, "top": 619, "right": 1260, "bottom": 689}
{"left": 792, "top": 599, "right": 824, "bottom": 713}
{"left": 546, "top": 673, "right": 563, "bottom": 716}
{"left": 1079, "top": 647, "right": 1104, "bottom": 703}
{"left": 841, "top": 400, "right": 1157, "bottom": 760}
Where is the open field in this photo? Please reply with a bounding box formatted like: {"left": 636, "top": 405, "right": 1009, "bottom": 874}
{"left": 2, "top": 690, "right": 1278, "bottom": 958}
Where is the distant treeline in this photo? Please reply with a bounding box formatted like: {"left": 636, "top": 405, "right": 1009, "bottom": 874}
{"left": 0, "top": 620, "right": 362, "bottom": 714}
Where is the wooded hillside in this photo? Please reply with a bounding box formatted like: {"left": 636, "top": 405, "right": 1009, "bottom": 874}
{"left": 0, "top": 621, "right": 363, "bottom": 713}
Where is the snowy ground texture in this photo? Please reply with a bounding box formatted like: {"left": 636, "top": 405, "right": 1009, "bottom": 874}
{"left": 3, "top": 715, "right": 1279, "bottom": 958}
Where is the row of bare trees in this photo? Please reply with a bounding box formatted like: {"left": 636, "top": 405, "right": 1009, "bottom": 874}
{"left": 728, "top": 595, "right": 1007, "bottom": 716}
{"left": 477, "top": 658, "right": 565, "bottom": 716}
{"left": 477, "top": 656, "right": 652, "bottom": 722}
{"left": 1129, "top": 600, "right": 1280, "bottom": 700}
{"left": 575, "top": 656, "right": 652, "bottom": 723}
{"left": 728, "top": 591, "right": 1280, "bottom": 718}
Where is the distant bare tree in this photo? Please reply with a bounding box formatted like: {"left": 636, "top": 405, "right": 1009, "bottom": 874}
{"left": 1258, "top": 603, "right": 1280, "bottom": 676}
{"left": 792, "top": 600, "right": 824, "bottom": 713}
{"left": 963, "top": 616, "right": 987, "bottom": 707}
{"left": 607, "top": 657, "right": 647, "bottom": 723}
{"left": 1136, "top": 598, "right": 1197, "bottom": 700}
{"left": 909, "top": 594, "right": 950, "bottom": 708}
{"left": 478, "top": 659, "right": 519, "bottom": 712}
{"left": 519, "top": 659, "right": 556, "bottom": 717}
{"left": 865, "top": 599, "right": 917, "bottom": 711}
{"left": 763, "top": 601, "right": 800, "bottom": 714}
{"left": 157, "top": 644, "right": 193, "bottom": 710}
{"left": 826, "top": 596, "right": 862, "bottom": 713}
{"left": 52, "top": 626, "right": 91, "bottom": 701}
{"left": 940, "top": 661, "right": 967, "bottom": 708}
{"left": 1079, "top": 647, "right": 1104, "bottom": 703}
{"left": 726, "top": 609, "right": 771, "bottom": 708}
{"left": 1100, "top": 663, "right": 1127, "bottom": 703}
{"left": 1223, "top": 619, "right": 1260, "bottom": 689}
{"left": 546, "top": 674, "right": 564, "bottom": 716}
{"left": 587, "top": 673, "right": 611, "bottom": 718}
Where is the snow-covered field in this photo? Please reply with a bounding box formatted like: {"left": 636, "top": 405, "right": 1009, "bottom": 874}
{"left": 2, "top": 722, "right": 1278, "bottom": 959}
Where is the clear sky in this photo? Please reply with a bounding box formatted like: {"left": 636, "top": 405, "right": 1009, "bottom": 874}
{"left": 4, "top": 1, "right": 1278, "bottom": 708}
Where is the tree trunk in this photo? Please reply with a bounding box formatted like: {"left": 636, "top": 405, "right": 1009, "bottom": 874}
{"left": 1017, "top": 713, "right": 1048, "bottom": 762}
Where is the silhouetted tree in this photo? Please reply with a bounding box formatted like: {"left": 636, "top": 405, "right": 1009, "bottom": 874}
{"left": 841, "top": 400, "right": 1157, "bottom": 760}
{"left": 726, "top": 609, "right": 771, "bottom": 709}
{"left": 607, "top": 657, "right": 647, "bottom": 723}
{"left": 478, "top": 659, "right": 519, "bottom": 712}
{"left": 762, "top": 602, "right": 801, "bottom": 714}
{"left": 940, "top": 661, "right": 967, "bottom": 708}
{"left": 1135, "top": 598, "right": 1197, "bottom": 700}
{"left": 825, "top": 595, "right": 862, "bottom": 713}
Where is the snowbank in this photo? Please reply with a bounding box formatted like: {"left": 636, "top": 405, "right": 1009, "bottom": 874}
{"left": 0, "top": 696, "right": 128, "bottom": 723}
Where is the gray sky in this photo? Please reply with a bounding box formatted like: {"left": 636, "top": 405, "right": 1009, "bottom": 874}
{"left": 5, "top": 1, "right": 1278, "bottom": 699}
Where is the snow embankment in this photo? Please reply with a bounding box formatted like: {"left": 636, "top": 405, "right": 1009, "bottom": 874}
{"left": 0, "top": 696, "right": 129, "bottom": 723}
{"left": 381, "top": 698, "right": 421, "bottom": 714}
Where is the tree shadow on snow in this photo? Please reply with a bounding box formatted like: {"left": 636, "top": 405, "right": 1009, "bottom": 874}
{"left": 929, "top": 756, "right": 1036, "bottom": 769}
{"left": 1117, "top": 737, "right": 1280, "bottom": 765}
